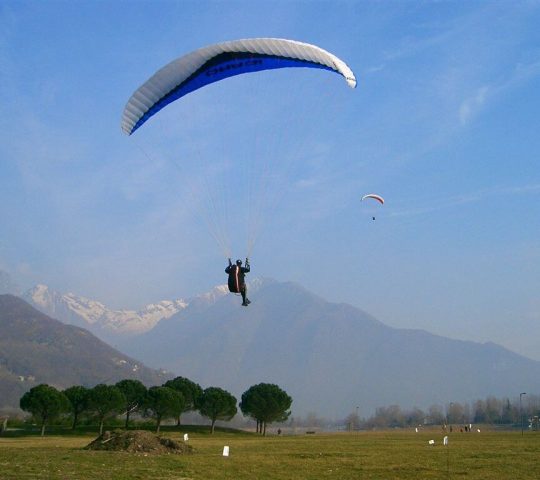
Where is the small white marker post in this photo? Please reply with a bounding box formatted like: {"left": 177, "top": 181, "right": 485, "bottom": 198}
{"left": 223, "top": 446, "right": 230, "bottom": 457}
{"left": 444, "top": 435, "right": 449, "bottom": 478}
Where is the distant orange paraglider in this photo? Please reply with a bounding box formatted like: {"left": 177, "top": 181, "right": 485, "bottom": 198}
{"left": 361, "top": 193, "right": 384, "bottom": 204}
{"left": 361, "top": 194, "right": 384, "bottom": 220}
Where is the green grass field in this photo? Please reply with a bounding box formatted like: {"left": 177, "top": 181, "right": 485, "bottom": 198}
{"left": 0, "top": 427, "right": 538, "bottom": 479}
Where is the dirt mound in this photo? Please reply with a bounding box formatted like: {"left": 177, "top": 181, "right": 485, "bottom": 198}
{"left": 85, "top": 430, "right": 193, "bottom": 455}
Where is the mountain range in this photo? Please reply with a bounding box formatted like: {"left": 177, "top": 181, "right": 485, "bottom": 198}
{"left": 2, "top": 269, "right": 539, "bottom": 418}
{"left": 21, "top": 283, "right": 234, "bottom": 343}
{"left": 22, "top": 284, "right": 190, "bottom": 340}
{"left": 117, "top": 278, "right": 540, "bottom": 418}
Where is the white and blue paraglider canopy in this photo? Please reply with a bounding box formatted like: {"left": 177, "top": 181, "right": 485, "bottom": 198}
{"left": 121, "top": 37, "right": 356, "bottom": 136}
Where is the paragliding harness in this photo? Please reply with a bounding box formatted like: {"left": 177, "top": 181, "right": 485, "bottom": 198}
{"left": 226, "top": 258, "right": 250, "bottom": 294}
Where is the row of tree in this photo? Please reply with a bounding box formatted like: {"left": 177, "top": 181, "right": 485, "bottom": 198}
{"left": 345, "top": 395, "right": 540, "bottom": 429}
{"left": 19, "top": 377, "right": 292, "bottom": 436}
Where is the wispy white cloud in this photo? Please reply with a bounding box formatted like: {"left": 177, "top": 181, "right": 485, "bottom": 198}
{"left": 458, "top": 59, "right": 540, "bottom": 125}
{"left": 364, "top": 64, "right": 385, "bottom": 75}
{"left": 365, "top": 1, "right": 540, "bottom": 168}
{"left": 459, "top": 85, "right": 490, "bottom": 125}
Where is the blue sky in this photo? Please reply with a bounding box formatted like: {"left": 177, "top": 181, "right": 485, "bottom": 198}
{"left": 1, "top": 1, "right": 539, "bottom": 359}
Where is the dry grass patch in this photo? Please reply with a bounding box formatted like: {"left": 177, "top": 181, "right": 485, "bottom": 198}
{"left": 0, "top": 428, "right": 539, "bottom": 479}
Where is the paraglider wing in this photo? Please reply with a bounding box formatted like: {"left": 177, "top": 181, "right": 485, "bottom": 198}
{"left": 121, "top": 38, "right": 356, "bottom": 135}
{"left": 361, "top": 194, "right": 384, "bottom": 205}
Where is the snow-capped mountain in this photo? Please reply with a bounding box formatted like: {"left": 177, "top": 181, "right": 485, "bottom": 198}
{"left": 22, "top": 283, "right": 234, "bottom": 338}
{"left": 23, "top": 284, "right": 189, "bottom": 336}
